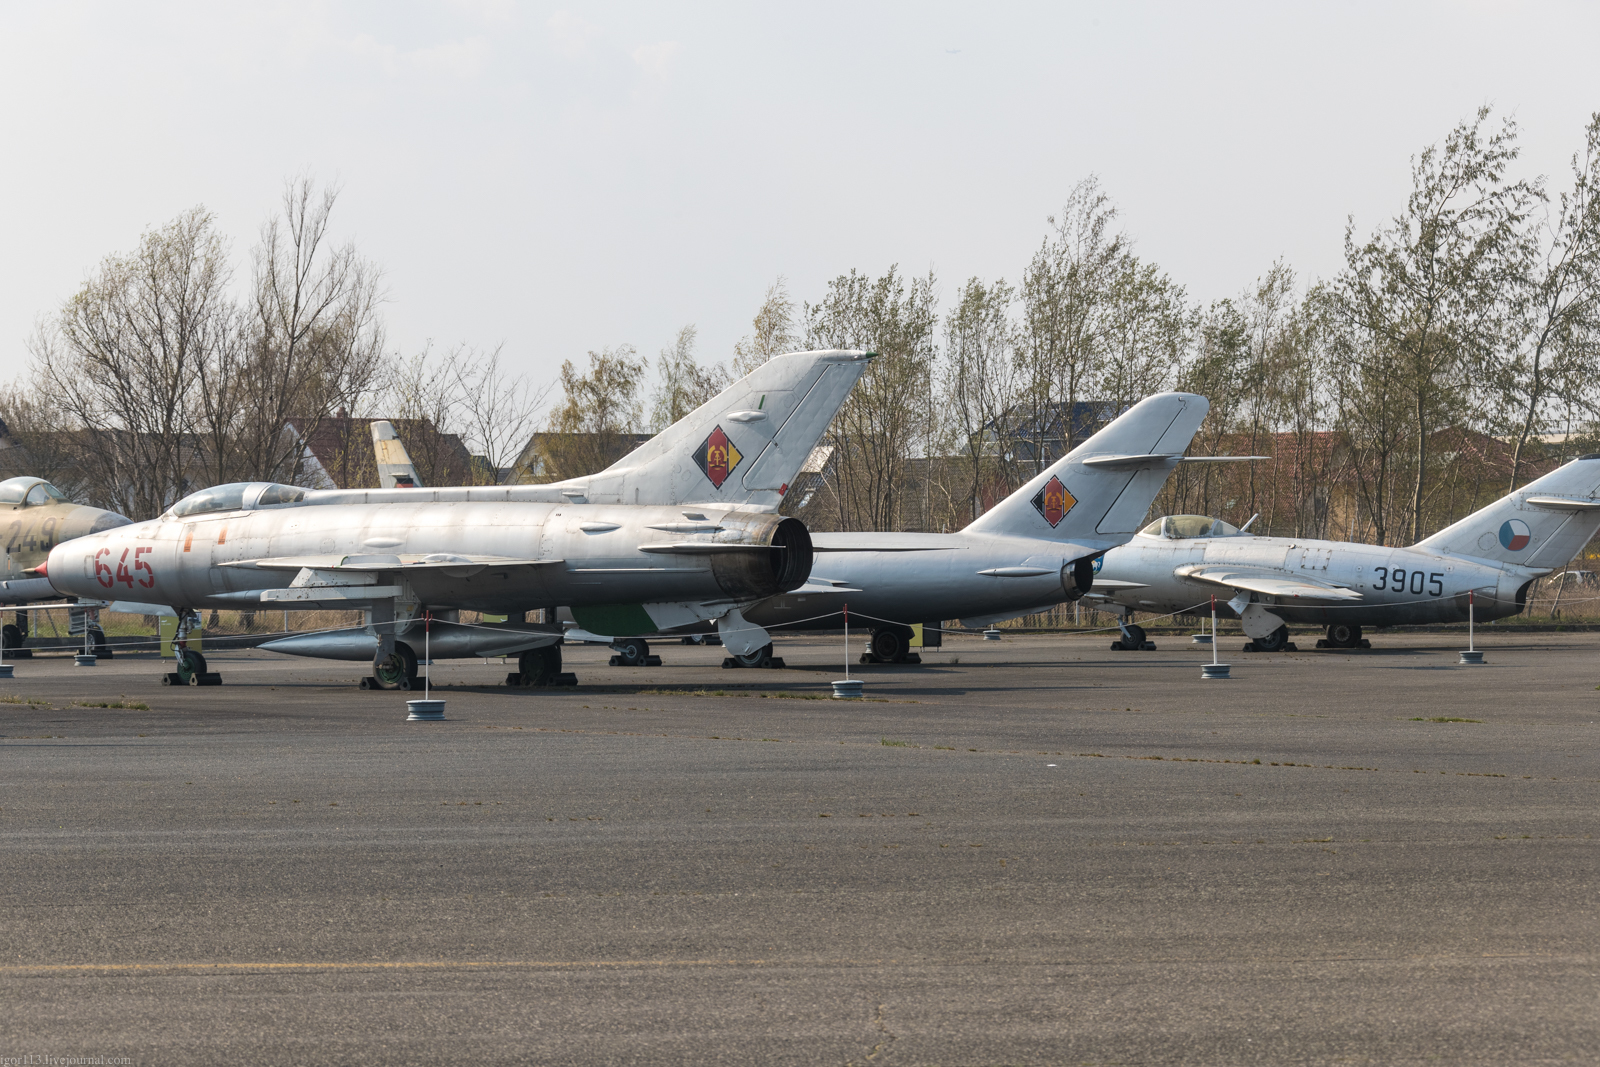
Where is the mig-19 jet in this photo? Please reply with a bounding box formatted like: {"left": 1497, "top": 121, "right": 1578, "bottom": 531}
{"left": 1086, "top": 455, "right": 1600, "bottom": 651}
{"left": 41, "top": 350, "right": 873, "bottom": 687}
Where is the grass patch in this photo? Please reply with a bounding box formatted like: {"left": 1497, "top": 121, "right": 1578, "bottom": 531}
{"left": 75, "top": 700, "right": 150, "bottom": 711}
{"left": 0, "top": 695, "right": 52, "bottom": 707}
{"left": 880, "top": 738, "right": 914, "bottom": 747}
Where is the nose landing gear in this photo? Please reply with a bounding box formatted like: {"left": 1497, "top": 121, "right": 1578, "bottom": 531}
{"left": 162, "top": 610, "right": 221, "bottom": 685}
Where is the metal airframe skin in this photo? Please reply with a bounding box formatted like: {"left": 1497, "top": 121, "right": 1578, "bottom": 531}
{"left": 1088, "top": 455, "right": 1600, "bottom": 641}
{"left": 1, "top": 476, "right": 130, "bottom": 606}
{"left": 40, "top": 351, "right": 872, "bottom": 671}
{"left": 737, "top": 392, "right": 1215, "bottom": 639}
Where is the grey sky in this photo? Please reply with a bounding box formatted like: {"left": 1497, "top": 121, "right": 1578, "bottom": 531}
{"left": 3, "top": 1, "right": 1597, "bottom": 402}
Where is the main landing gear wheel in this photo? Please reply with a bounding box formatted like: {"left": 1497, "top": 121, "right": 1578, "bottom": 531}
{"left": 1, "top": 623, "right": 21, "bottom": 650}
{"left": 366, "top": 643, "right": 418, "bottom": 690}
{"left": 1111, "top": 624, "right": 1152, "bottom": 651}
{"left": 609, "top": 637, "right": 661, "bottom": 667}
{"left": 722, "top": 643, "right": 785, "bottom": 669}
{"left": 866, "top": 626, "right": 919, "bottom": 665}
{"left": 514, "top": 645, "right": 564, "bottom": 687}
{"left": 1247, "top": 625, "right": 1293, "bottom": 653}
{"left": 1319, "top": 623, "right": 1367, "bottom": 649}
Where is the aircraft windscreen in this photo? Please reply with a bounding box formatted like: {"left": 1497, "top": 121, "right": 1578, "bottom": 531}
{"left": 0, "top": 477, "right": 48, "bottom": 504}
{"left": 25, "top": 482, "right": 67, "bottom": 505}
{"left": 256, "top": 484, "right": 306, "bottom": 507}
{"left": 169, "top": 482, "right": 306, "bottom": 518}
{"left": 1141, "top": 515, "right": 1242, "bottom": 539}
{"left": 170, "top": 483, "right": 253, "bottom": 518}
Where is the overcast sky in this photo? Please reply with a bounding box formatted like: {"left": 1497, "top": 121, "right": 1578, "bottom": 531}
{"left": 3, "top": 1, "right": 1597, "bottom": 404}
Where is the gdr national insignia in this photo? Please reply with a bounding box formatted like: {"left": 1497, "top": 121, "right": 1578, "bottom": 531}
{"left": 693, "top": 425, "right": 743, "bottom": 489}
{"left": 1030, "top": 474, "right": 1076, "bottom": 528}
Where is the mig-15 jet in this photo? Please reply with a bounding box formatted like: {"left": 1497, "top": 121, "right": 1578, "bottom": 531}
{"left": 40, "top": 349, "right": 873, "bottom": 687}
{"left": 1086, "top": 455, "right": 1600, "bottom": 651}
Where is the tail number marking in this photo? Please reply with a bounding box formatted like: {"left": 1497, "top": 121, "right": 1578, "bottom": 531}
{"left": 1372, "top": 567, "right": 1443, "bottom": 596}
{"left": 93, "top": 546, "right": 156, "bottom": 589}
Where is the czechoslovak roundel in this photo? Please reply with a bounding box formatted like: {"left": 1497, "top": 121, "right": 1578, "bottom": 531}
{"left": 1498, "top": 518, "right": 1531, "bottom": 552}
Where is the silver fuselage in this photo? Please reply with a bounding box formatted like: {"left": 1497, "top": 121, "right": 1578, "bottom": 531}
{"left": 45, "top": 498, "right": 807, "bottom": 615}
{"left": 744, "top": 530, "right": 1110, "bottom": 632}
{"left": 1096, "top": 532, "right": 1537, "bottom": 625}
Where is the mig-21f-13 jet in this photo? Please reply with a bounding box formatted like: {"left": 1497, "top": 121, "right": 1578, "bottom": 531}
{"left": 1086, "top": 454, "right": 1600, "bottom": 651}
{"left": 40, "top": 349, "right": 874, "bottom": 688}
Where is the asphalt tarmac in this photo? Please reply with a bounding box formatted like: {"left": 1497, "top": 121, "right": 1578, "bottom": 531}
{"left": 1, "top": 628, "right": 1596, "bottom": 1065}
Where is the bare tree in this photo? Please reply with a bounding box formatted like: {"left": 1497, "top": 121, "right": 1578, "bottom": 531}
{"left": 650, "top": 325, "right": 728, "bottom": 431}
{"left": 35, "top": 206, "right": 234, "bottom": 518}
{"left": 452, "top": 344, "right": 551, "bottom": 484}
{"left": 1328, "top": 107, "right": 1539, "bottom": 542}
{"left": 1506, "top": 111, "right": 1600, "bottom": 490}
{"left": 803, "top": 266, "right": 939, "bottom": 531}
{"left": 731, "top": 278, "right": 799, "bottom": 377}
{"left": 236, "top": 178, "right": 387, "bottom": 487}
{"left": 533, "top": 345, "right": 648, "bottom": 481}
{"left": 942, "top": 277, "right": 1019, "bottom": 525}
{"left": 1018, "top": 178, "right": 1127, "bottom": 473}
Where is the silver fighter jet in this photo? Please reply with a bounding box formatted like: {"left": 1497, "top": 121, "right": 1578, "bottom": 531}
{"left": 678, "top": 391, "right": 1212, "bottom": 666}
{"left": 42, "top": 350, "right": 873, "bottom": 688}
{"left": 1086, "top": 455, "right": 1600, "bottom": 651}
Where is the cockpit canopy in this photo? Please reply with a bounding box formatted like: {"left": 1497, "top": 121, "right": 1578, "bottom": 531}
{"left": 0, "top": 477, "right": 70, "bottom": 506}
{"left": 167, "top": 482, "right": 307, "bottom": 519}
{"left": 1140, "top": 514, "right": 1245, "bottom": 540}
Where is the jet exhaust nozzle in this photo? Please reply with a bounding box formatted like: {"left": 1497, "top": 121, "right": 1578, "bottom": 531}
{"left": 710, "top": 516, "right": 813, "bottom": 600}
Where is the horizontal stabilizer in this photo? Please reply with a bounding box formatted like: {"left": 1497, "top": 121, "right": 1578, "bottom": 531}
{"left": 1523, "top": 495, "right": 1600, "bottom": 511}
{"left": 964, "top": 392, "right": 1209, "bottom": 540}
{"left": 1080, "top": 453, "right": 1184, "bottom": 470}
{"left": 1415, "top": 455, "right": 1600, "bottom": 569}
{"left": 1179, "top": 455, "right": 1271, "bottom": 463}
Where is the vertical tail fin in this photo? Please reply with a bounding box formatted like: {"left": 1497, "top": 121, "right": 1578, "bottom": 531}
{"left": 1414, "top": 455, "right": 1600, "bottom": 570}
{"left": 566, "top": 350, "right": 874, "bottom": 510}
{"left": 963, "top": 392, "right": 1209, "bottom": 542}
{"left": 370, "top": 421, "right": 422, "bottom": 489}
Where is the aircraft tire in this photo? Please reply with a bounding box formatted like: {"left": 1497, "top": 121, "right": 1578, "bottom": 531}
{"left": 2, "top": 623, "right": 23, "bottom": 650}
{"left": 518, "top": 645, "right": 563, "bottom": 686}
{"left": 613, "top": 637, "right": 650, "bottom": 667}
{"left": 1253, "top": 625, "right": 1291, "bottom": 653}
{"left": 373, "top": 644, "right": 418, "bottom": 690}
{"left": 869, "top": 626, "right": 913, "bottom": 664}
{"left": 729, "top": 644, "right": 773, "bottom": 669}
{"left": 1122, "top": 624, "right": 1147, "bottom": 650}
{"left": 1326, "top": 623, "right": 1362, "bottom": 649}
